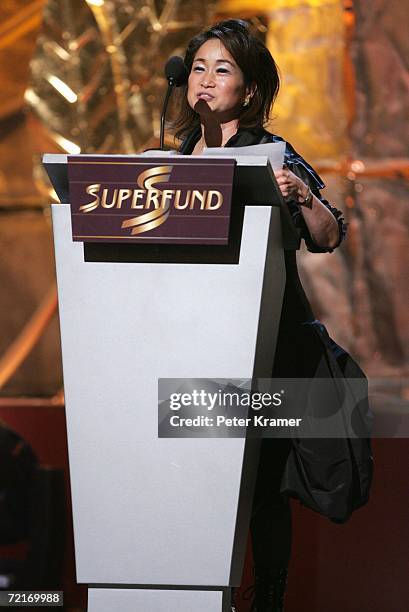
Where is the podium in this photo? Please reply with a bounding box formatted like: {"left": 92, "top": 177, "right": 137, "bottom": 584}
{"left": 45, "top": 153, "right": 295, "bottom": 612}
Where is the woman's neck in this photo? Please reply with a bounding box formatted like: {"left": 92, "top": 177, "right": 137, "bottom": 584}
{"left": 200, "top": 117, "right": 239, "bottom": 148}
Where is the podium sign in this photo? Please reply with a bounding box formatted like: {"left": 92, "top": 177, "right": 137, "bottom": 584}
{"left": 67, "top": 155, "right": 235, "bottom": 244}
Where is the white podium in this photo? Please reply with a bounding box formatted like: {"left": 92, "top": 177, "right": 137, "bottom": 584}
{"left": 47, "top": 154, "right": 289, "bottom": 611}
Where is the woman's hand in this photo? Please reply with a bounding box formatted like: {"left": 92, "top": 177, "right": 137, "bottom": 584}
{"left": 274, "top": 167, "right": 309, "bottom": 203}
{"left": 274, "top": 166, "right": 341, "bottom": 249}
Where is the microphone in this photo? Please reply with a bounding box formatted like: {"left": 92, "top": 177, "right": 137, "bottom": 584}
{"left": 165, "top": 56, "right": 188, "bottom": 87}
{"left": 160, "top": 57, "right": 188, "bottom": 149}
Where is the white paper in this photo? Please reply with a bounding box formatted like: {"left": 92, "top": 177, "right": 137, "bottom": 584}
{"left": 141, "top": 149, "right": 178, "bottom": 156}
{"left": 203, "top": 141, "right": 286, "bottom": 170}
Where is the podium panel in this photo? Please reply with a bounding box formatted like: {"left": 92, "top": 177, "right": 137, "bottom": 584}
{"left": 52, "top": 203, "right": 285, "bottom": 608}
{"left": 88, "top": 589, "right": 226, "bottom": 612}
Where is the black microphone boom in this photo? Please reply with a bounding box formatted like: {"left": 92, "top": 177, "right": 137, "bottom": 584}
{"left": 160, "top": 57, "right": 188, "bottom": 150}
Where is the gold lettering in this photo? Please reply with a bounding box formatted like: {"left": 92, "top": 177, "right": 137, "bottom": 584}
{"left": 145, "top": 189, "right": 160, "bottom": 209}
{"left": 116, "top": 189, "right": 132, "bottom": 208}
{"left": 80, "top": 183, "right": 100, "bottom": 212}
{"left": 206, "top": 190, "right": 223, "bottom": 210}
{"left": 101, "top": 188, "right": 118, "bottom": 208}
{"left": 175, "top": 190, "right": 190, "bottom": 210}
{"left": 131, "top": 189, "right": 145, "bottom": 209}
{"left": 173, "top": 190, "right": 182, "bottom": 209}
{"left": 189, "top": 190, "right": 207, "bottom": 210}
{"left": 161, "top": 189, "right": 174, "bottom": 209}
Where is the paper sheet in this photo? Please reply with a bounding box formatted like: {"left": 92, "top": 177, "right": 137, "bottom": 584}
{"left": 203, "top": 141, "right": 286, "bottom": 170}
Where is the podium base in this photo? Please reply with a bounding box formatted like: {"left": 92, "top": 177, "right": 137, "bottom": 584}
{"left": 87, "top": 587, "right": 230, "bottom": 611}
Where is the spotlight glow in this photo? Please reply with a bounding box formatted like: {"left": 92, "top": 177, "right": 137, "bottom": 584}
{"left": 47, "top": 75, "right": 78, "bottom": 103}
{"left": 54, "top": 135, "right": 81, "bottom": 155}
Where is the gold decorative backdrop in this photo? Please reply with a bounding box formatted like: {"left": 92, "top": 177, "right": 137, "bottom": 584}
{"left": 27, "top": 0, "right": 217, "bottom": 157}
{"left": 0, "top": 0, "right": 218, "bottom": 394}
{"left": 218, "top": 0, "right": 347, "bottom": 161}
{"left": 0, "top": 0, "right": 408, "bottom": 396}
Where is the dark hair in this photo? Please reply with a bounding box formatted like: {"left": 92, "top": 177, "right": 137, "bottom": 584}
{"left": 172, "top": 19, "right": 280, "bottom": 140}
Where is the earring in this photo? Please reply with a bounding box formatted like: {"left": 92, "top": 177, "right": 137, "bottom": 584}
{"left": 242, "top": 95, "right": 251, "bottom": 107}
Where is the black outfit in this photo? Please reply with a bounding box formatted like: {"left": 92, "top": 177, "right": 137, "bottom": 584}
{"left": 179, "top": 127, "right": 371, "bottom": 575}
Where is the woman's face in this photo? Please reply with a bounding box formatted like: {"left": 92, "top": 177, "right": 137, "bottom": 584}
{"left": 187, "top": 38, "right": 248, "bottom": 122}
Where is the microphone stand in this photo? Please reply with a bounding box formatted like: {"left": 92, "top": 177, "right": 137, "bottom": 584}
{"left": 159, "top": 78, "right": 175, "bottom": 150}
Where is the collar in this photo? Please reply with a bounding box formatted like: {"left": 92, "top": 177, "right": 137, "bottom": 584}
{"left": 178, "top": 125, "right": 275, "bottom": 154}
{"left": 177, "top": 126, "right": 324, "bottom": 189}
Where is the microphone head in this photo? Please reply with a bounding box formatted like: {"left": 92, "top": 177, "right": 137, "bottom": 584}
{"left": 164, "top": 56, "right": 188, "bottom": 87}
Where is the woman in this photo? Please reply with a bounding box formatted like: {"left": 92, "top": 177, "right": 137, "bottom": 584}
{"left": 172, "top": 19, "right": 370, "bottom": 612}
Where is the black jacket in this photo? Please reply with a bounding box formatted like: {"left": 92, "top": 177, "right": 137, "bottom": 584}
{"left": 180, "top": 126, "right": 373, "bottom": 523}
{"left": 179, "top": 125, "right": 346, "bottom": 327}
